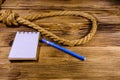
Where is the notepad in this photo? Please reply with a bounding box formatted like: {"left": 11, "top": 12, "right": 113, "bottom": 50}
{"left": 8, "top": 32, "right": 40, "bottom": 60}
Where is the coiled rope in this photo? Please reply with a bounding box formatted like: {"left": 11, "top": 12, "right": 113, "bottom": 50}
{"left": 0, "top": 10, "right": 97, "bottom": 46}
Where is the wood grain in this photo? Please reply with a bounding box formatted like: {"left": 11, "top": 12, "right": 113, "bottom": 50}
{"left": 0, "top": 47, "right": 120, "bottom": 80}
{"left": 0, "top": 0, "right": 120, "bottom": 80}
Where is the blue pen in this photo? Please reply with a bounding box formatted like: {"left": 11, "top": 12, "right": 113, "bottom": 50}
{"left": 41, "top": 38, "right": 86, "bottom": 61}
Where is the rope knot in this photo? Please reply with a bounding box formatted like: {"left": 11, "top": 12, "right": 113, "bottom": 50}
{"left": 0, "top": 10, "right": 19, "bottom": 26}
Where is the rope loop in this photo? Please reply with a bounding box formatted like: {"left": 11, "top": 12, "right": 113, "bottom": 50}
{"left": 0, "top": 10, "right": 97, "bottom": 46}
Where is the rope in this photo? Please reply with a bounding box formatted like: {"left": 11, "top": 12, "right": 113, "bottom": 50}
{"left": 0, "top": 10, "right": 97, "bottom": 46}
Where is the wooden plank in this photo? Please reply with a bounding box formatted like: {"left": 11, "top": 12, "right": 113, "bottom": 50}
{"left": 1, "top": 0, "right": 120, "bottom": 10}
{"left": 1, "top": 0, "right": 120, "bottom": 24}
{"left": 0, "top": 28, "right": 120, "bottom": 47}
{"left": 0, "top": 9, "right": 120, "bottom": 24}
{"left": 0, "top": 47, "right": 120, "bottom": 79}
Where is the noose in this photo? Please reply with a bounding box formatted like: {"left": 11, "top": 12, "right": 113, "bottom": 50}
{"left": 0, "top": 10, "right": 97, "bottom": 46}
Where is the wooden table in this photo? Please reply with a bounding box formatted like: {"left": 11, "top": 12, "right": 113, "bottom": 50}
{"left": 0, "top": 0, "right": 120, "bottom": 80}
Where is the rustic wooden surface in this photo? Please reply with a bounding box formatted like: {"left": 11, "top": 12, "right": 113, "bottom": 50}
{"left": 0, "top": 0, "right": 120, "bottom": 80}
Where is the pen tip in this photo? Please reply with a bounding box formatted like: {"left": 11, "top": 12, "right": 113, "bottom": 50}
{"left": 83, "top": 57, "right": 86, "bottom": 61}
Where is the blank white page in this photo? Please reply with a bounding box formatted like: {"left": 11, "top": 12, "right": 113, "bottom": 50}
{"left": 8, "top": 32, "right": 40, "bottom": 60}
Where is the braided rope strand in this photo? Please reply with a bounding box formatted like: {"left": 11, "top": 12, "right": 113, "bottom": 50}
{"left": 0, "top": 10, "right": 97, "bottom": 46}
